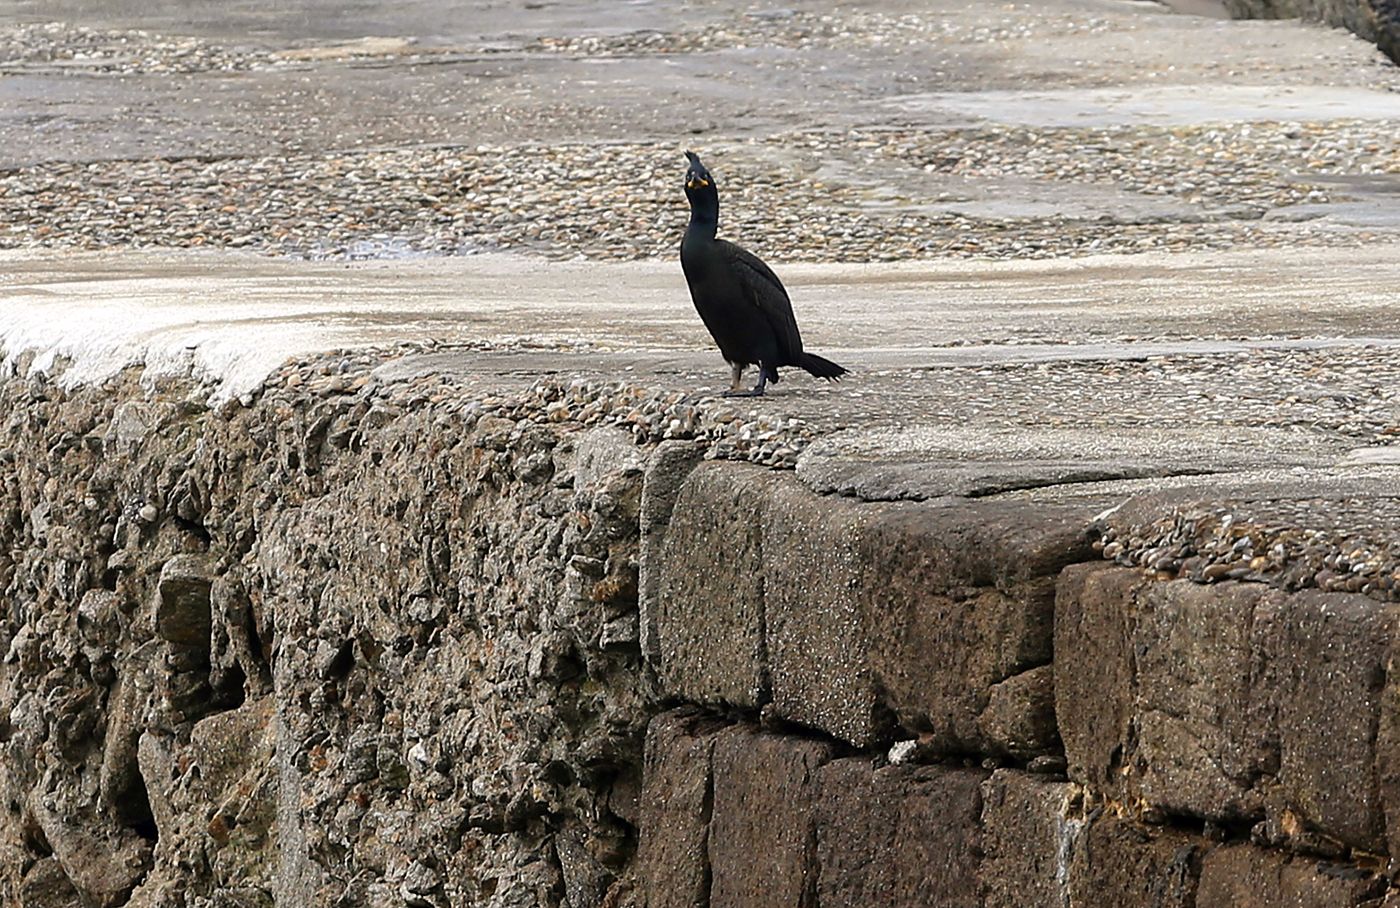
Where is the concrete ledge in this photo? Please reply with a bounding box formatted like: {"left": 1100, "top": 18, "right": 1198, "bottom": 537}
{"left": 655, "top": 463, "right": 1099, "bottom": 749}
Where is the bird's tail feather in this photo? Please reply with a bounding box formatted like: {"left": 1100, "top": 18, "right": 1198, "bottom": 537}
{"left": 799, "top": 352, "right": 847, "bottom": 380}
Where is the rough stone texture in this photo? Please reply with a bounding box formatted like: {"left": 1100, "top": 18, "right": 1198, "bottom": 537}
{"left": 977, "top": 664, "right": 1060, "bottom": 758}
{"left": 1259, "top": 589, "right": 1397, "bottom": 854}
{"left": 980, "top": 770, "right": 1080, "bottom": 908}
{"left": 708, "top": 725, "right": 835, "bottom": 908}
{"left": 1196, "top": 844, "right": 1388, "bottom": 907}
{"left": 761, "top": 484, "right": 1097, "bottom": 751}
{"left": 0, "top": 362, "right": 659, "bottom": 908}
{"left": 1054, "top": 562, "right": 1145, "bottom": 797}
{"left": 637, "top": 441, "right": 703, "bottom": 669}
{"left": 154, "top": 553, "right": 216, "bottom": 647}
{"left": 656, "top": 462, "right": 773, "bottom": 708}
{"left": 636, "top": 709, "right": 728, "bottom": 908}
{"left": 1379, "top": 642, "right": 1400, "bottom": 863}
{"left": 1131, "top": 578, "right": 1275, "bottom": 822}
{"left": 1058, "top": 565, "right": 1399, "bottom": 853}
{"left": 28, "top": 794, "right": 152, "bottom": 908}
{"left": 7, "top": 347, "right": 1400, "bottom": 905}
{"left": 853, "top": 499, "right": 1096, "bottom": 756}
{"left": 1069, "top": 818, "right": 1209, "bottom": 908}
{"left": 813, "top": 759, "right": 987, "bottom": 908}
{"left": 18, "top": 856, "right": 84, "bottom": 908}
{"left": 763, "top": 479, "right": 885, "bottom": 747}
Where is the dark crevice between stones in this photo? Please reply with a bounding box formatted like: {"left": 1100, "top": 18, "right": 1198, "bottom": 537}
{"left": 173, "top": 514, "right": 211, "bottom": 545}
{"left": 213, "top": 660, "right": 248, "bottom": 711}
{"left": 963, "top": 467, "right": 1224, "bottom": 500}
{"left": 698, "top": 743, "right": 716, "bottom": 908}
{"left": 111, "top": 765, "right": 159, "bottom": 844}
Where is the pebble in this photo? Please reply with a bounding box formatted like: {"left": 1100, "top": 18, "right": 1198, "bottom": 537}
{"left": 1101, "top": 491, "right": 1400, "bottom": 604}
{"left": 0, "top": 120, "right": 1394, "bottom": 263}
{"left": 0, "top": 22, "right": 273, "bottom": 73}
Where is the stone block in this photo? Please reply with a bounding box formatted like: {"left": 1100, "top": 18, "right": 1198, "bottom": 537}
{"left": 976, "top": 664, "right": 1059, "bottom": 759}
{"left": 573, "top": 426, "right": 648, "bottom": 493}
{"left": 636, "top": 709, "right": 729, "bottom": 908}
{"left": 1067, "top": 817, "right": 1208, "bottom": 908}
{"left": 1132, "top": 578, "right": 1274, "bottom": 821}
{"left": 763, "top": 478, "right": 884, "bottom": 747}
{"left": 155, "top": 554, "right": 216, "bottom": 648}
{"left": 18, "top": 857, "right": 82, "bottom": 908}
{"left": 1055, "top": 563, "right": 1144, "bottom": 795}
{"left": 98, "top": 640, "right": 158, "bottom": 828}
{"left": 813, "top": 759, "right": 986, "bottom": 907}
{"left": 980, "top": 770, "right": 1078, "bottom": 908}
{"left": 1257, "top": 589, "right": 1397, "bottom": 853}
{"left": 29, "top": 795, "right": 152, "bottom": 908}
{"left": 1196, "top": 844, "right": 1387, "bottom": 907}
{"left": 708, "top": 726, "right": 835, "bottom": 908}
{"left": 190, "top": 696, "right": 275, "bottom": 798}
{"left": 656, "top": 463, "right": 773, "bottom": 707}
{"left": 638, "top": 441, "right": 703, "bottom": 668}
{"left": 1058, "top": 567, "right": 1398, "bottom": 852}
{"left": 210, "top": 570, "right": 271, "bottom": 700}
{"left": 765, "top": 487, "right": 1095, "bottom": 751}
{"left": 137, "top": 732, "right": 178, "bottom": 841}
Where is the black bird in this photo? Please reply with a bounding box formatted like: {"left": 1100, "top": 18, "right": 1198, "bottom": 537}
{"left": 679, "top": 151, "right": 847, "bottom": 397}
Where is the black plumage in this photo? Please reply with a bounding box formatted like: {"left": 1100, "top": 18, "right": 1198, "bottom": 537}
{"left": 679, "top": 150, "right": 847, "bottom": 397}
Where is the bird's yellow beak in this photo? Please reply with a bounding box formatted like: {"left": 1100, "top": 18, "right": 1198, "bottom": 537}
{"left": 686, "top": 175, "right": 710, "bottom": 189}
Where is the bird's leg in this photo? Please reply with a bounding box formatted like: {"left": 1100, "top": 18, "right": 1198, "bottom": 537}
{"left": 729, "top": 362, "right": 745, "bottom": 393}
{"left": 723, "top": 367, "right": 770, "bottom": 397}
{"left": 721, "top": 363, "right": 749, "bottom": 397}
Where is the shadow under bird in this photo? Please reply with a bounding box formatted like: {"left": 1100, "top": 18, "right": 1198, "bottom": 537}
{"left": 679, "top": 150, "right": 847, "bottom": 396}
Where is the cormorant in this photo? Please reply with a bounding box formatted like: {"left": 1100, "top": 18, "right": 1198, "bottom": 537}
{"left": 679, "top": 150, "right": 847, "bottom": 397}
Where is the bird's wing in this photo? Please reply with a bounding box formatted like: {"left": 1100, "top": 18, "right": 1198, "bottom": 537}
{"left": 717, "top": 240, "right": 803, "bottom": 358}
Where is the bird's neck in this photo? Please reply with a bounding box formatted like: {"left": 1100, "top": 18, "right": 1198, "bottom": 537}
{"left": 686, "top": 196, "right": 718, "bottom": 242}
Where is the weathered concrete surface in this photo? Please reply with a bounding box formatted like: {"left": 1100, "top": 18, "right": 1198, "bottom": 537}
{"left": 1, "top": 0, "right": 1396, "bottom": 170}
{"left": 5, "top": 245, "right": 1400, "bottom": 405}
{"left": 0, "top": 360, "right": 667, "bottom": 907}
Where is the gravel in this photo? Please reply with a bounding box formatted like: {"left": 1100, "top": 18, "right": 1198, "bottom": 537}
{"left": 249, "top": 342, "right": 822, "bottom": 470}
{"left": 2, "top": 8, "right": 1398, "bottom": 263}
{"left": 0, "top": 22, "right": 273, "bottom": 73}
{"left": 1098, "top": 494, "right": 1400, "bottom": 603}
{"left": 527, "top": 7, "right": 1118, "bottom": 56}
{"left": 1, "top": 119, "right": 1396, "bottom": 263}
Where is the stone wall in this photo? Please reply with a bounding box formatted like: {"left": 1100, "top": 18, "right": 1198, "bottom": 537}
{"left": 2, "top": 352, "right": 1399, "bottom": 907}
{"left": 1222, "top": 0, "right": 1400, "bottom": 63}
{"left": 0, "top": 354, "right": 658, "bottom": 907}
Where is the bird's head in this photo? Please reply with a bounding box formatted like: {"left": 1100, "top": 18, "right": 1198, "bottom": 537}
{"left": 683, "top": 150, "right": 716, "bottom": 202}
